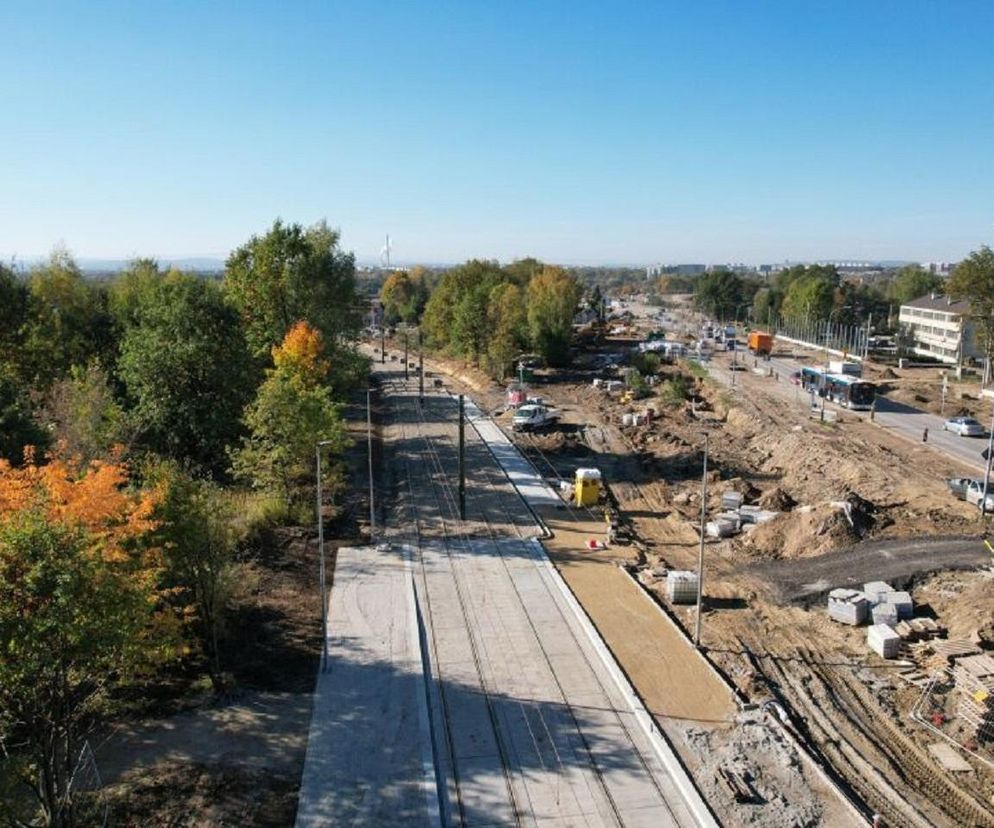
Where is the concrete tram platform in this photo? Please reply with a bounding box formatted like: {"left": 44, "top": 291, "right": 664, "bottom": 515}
{"left": 295, "top": 544, "right": 439, "bottom": 828}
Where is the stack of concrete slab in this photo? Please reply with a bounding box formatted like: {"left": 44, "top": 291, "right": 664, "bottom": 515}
{"left": 863, "top": 581, "right": 894, "bottom": 606}
{"left": 706, "top": 517, "right": 738, "bottom": 538}
{"left": 721, "top": 491, "right": 744, "bottom": 511}
{"left": 827, "top": 588, "right": 869, "bottom": 625}
{"left": 953, "top": 654, "right": 994, "bottom": 742}
{"left": 868, "top": 624, "right": 901, "bottom": 659}
{"left": 666, "top": 570, "right": 699, "bottom": 604}
{"left": 738, "top": 505, "right": 778, "bottom": 525}
{"left": 871, "top": 603, "right": 899, "bottom": 628}
{"left": 885, "top": 590, "right": 914, "bottom": 620}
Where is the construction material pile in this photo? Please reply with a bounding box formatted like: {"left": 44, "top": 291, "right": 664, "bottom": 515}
{"left": 827, "top": 589, "right": 868, "bottom": 625}
{"left": 953, "top": 654, "right": 994, "bottom": 743}
{"left": 666, "top": 570, "right": 699, "bottom": 604}
{"left": 867, "top": 624, "right": 901, "bottom": 659}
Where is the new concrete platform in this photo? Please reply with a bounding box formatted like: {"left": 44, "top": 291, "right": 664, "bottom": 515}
{"left": 295, "top": 544, "right": 439, "bottom": 828}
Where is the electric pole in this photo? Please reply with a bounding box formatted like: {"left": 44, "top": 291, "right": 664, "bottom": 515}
{"left": 695, "top": 431, "right": 709, "bottom": 648}
{"left": 458, "top": 394, "right": 466, "bottom": 520}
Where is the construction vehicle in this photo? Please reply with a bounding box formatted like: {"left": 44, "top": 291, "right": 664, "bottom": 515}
{"left": 747, "top": 330, "right": 774, "bottom": 356}
{"left": 512, "top": 404, "right": 561, "bottom": 432}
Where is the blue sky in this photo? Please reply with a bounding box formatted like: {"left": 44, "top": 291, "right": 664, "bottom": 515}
{"left": 2, "top": 1, "right": 992, "bottom": 265}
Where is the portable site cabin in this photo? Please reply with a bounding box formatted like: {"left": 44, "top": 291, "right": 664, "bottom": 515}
{"left": 574, "top": 468, "right": 602, "bottom": 507}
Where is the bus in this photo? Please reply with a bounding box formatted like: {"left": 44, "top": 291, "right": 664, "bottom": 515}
{"left": 799, "top": 368, "right": 876, "bottom": 410}
{"left": 824, "top": 374, "right": 876, "bottom": 410}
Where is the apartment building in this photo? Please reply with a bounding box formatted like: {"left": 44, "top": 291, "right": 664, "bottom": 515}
{"left": 898, "top": 293, "right": 980, "bottom": 365}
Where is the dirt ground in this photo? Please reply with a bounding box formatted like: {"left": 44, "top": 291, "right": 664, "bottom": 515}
{"left": 409, "top": 330, "right": 994, "bottom": 827}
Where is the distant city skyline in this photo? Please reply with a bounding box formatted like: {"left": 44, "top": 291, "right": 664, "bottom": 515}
{"left": 2, "top": 2, "right": 992, "bottom": 265}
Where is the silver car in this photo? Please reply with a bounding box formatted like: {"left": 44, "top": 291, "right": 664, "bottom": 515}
{"left": 944, "top": 416, "right": 985, "bottom": 437}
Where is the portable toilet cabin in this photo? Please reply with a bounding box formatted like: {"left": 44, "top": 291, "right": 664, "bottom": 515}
{"left": 575, "top": 468, "right": 602, "bottom": 507}
{"left": 507, "top": 383, "right": 528, "bottom": 407}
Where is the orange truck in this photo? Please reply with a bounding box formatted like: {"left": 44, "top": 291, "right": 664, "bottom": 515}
{"left": 747, "top": 330, "right": 774, "bottom": 355}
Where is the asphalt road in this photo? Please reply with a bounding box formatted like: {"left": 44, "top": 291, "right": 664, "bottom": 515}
{"left": 747, "top": 535, "right": 990, "bottom": 605}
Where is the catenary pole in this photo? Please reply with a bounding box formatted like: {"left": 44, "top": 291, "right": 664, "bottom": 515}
{"left": 695, "top": 432, "right": 709, "bottom": 648}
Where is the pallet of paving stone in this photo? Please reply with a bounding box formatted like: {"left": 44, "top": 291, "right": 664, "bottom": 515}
{"left": 827, "top": 588, "right": 869, "bottom": 625}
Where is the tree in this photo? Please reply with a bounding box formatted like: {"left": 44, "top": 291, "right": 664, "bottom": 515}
{"left": 230, "top": 322, "right": 347, "bottom": 506}
{"left": 0, "top": 455, "right": 169, "bottom": 828}
{"left": 947, "top": 246, "right": 994, "bottom": 371}
{"left": 780, "top": 274, "right": 835, "bottom": 320}
{"left": 485, "top": 283, "right": 527, "bottom": 378}
{"left": 379, "top": 268, "right": 430, "bottom": 324}
{"left": 694, "top": 269, "right": 743, "bottom": 320}
{"left": 0, "top": 264, "right": 30, "bottom": 380}
{"left": 0, "top": 376, "right": 47, "bottom": 464}
{"left": 223, "top": 219, "right": 361, "bottom": 360}
{"left": 420, "top": 260, "right": 504, "bottom": 359}
{"left": 37, "top": 361, "right": 129, "bottom": 467}
{"left": 886, "top": 264, "right": 943, "bottom": 306}
{"left": 107, "top": 257, "right": 168, "bottom": 330}
{"left": 21, "top": 247, "right": 115, "bottom": 386}
{"left": 118, "top": 274, "right": 256, "bottom": 477}
{"left": 527, "top": 266, "right": 582, "bottom": 367}
{"left": 146, "top": 462, "right": 238, "bottom": 692}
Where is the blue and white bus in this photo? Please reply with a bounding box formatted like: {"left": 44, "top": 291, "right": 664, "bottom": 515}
{"left": 800, "top": 367, "right": 875, "bottom": 410}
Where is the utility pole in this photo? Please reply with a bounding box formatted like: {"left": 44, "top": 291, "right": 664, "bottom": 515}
{"left": 380, "top": 325, "right": 385, "bottom": 364}
{"left": 418, "top": 334, "right": 424, "bottom": 403}
{"left": 367, "top": 389, "right": 375, "bottom": 539}
{"left": 458, "top": 394, "right": 466, "bottom": 520}
{"left": 404, "top": 331, "right": 409, "bottom": 381}
{"left": 695, "top": 432, "right": 709, "bottom": 648}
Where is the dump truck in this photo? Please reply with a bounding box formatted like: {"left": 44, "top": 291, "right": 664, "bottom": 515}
{"left": 747, "top": 330, "right": 774, "bottom": 355}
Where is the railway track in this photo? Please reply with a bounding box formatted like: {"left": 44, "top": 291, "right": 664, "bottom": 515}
{"left": 380, "top": 370, "right": 701, "bottom": 827}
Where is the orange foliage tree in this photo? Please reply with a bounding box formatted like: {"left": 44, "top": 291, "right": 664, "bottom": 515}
{"left": 0, "top": 452, "right": 175, "bottom": 827}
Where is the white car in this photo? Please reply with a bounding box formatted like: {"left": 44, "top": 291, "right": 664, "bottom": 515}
{"left": 512, "top": 404, "right": 561, "bottom": 432}
{"left": 964, "top": 480, "right": 994, "bottom": 511}
{"left": 944, "top": 416, "right": 985, "bottom": 437}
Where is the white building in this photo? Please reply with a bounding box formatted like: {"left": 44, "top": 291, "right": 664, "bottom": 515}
{"left": 898, "top": 293, "right": 980, "bottom": 366}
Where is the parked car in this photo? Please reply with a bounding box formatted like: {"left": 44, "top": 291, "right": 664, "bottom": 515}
{"left": 944, "top": 416, "right": 986, "bottom": 437}
{"left": 947, "top": 477, "right": 982, "bottom": 501}
{"left": 965, "top": 480, "right": 994, "bottom": 511}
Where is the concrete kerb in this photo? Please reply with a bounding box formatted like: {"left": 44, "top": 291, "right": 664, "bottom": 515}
{"left": 527, "top": 540, "right": 719, "bottom": 828}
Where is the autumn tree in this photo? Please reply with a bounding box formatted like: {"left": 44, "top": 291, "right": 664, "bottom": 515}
{"left": 527, "top": 266, "right": 582, "bottom": 367}
{"left": 0, "top": 455, "right": 170, "bottom": 827}
{"left": 118, "top": 274, "right": 257, "bottom": 476}
{"left": 230, "top": 322, "right": 347, "bottom": 506}
{"left": 948, "top": 246, "right": 994, "bottom": 371}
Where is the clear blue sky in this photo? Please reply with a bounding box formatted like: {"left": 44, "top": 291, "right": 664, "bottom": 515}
{"left": 2, "top": 1, "right": 992, "bottom": 265}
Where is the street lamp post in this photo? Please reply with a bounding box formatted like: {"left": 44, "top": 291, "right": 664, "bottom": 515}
{"left": 981, "top": 401, "right": 994, "bottom": 518}
{"left": 367, "top": 388, "right": 375, "bottom": 538}
{"left": 315, "top": 439, "right": 338, "bottom": 670}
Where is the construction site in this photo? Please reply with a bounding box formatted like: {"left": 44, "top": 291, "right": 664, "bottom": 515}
{"left": 301, "top": 295, "right": 994, "bottom": 828}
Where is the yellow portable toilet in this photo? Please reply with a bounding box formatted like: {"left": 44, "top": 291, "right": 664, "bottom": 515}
{"left": 574, "top": 468, "right": 602, "bottom": 507}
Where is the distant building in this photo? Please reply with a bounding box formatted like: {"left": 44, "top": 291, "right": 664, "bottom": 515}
{"left": 898, "top": 294, "right": 980, "bottom": 365}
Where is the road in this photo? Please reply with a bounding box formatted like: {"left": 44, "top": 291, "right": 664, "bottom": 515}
{"left": 625, "top": 298, "right": 993, "bottom": 477}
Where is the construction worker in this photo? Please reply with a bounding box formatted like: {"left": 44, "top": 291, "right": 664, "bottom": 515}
{"left": 604, "top": 509, "right": 617, "bottom": 546}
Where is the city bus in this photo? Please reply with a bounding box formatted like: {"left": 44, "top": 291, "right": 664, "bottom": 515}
{"left": 799, "top": 367, "right": 876, "bottom": 410}
{"left": 824, "top": 373, "right": 876, "bottom": 410}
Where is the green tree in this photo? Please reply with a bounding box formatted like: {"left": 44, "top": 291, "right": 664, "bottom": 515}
{"left": 0, "top": 264, "right": 30, "bottom": 380}
{"left": 485, "top": 282, "right": 527, "bottom": 378}
{"left": 22, "top": 247, "right": 115, "bottom": 386}
{"left": 107, "top": 257, "right": 169, "bottom": 330}
{"left": 947, "top": 246, "right": 994, "bottom": 370}
{"left": 223, "top": 219, "right": 361, "bottom": 360}
{"left": 694, "top": 269, "right": 743, "bottom": 320}
{"left": 379, "top": 267, "right": 430, "bottom": 324}
{"left": 0, "top": 376, "right": 47, "bottom": 464}
{"left": 147, "top": 463, "right": 239, "bottom": 692}
{"left": 781, "top": 274, "right": 835, "bottom": 320}
{"left": 526, "top": 266, "right": 582, "bottom": 367}
{"left": 886, "top": 264, "right": 943, "bottom": 306}
{"left": 37, "top": 361, "right": 128, "bottom": 466}
{"left": 230, "top": 322, "right": 347, "bottom": 506}
{"left": 118, "top": 274, "right": 256, "bottom": 476}
{"left": 421, "top": 260, "right": 504, "bottom": 359}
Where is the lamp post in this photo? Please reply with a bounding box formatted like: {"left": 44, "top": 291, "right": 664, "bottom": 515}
{"left": 981, "top": 400, "right": 994, "bottom": 518}
{"left": 367, "top": 388, "right": 375, "bottom": 538}
{"left": 315, "top": 439, "right": 338, "bottom": 670}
